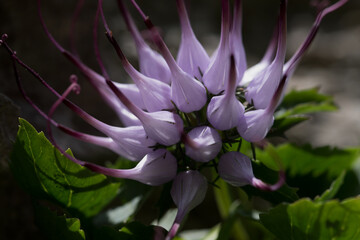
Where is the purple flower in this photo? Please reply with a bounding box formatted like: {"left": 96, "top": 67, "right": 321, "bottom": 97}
{"left": 0, "top": 0, "right": 348, "bottom": 238}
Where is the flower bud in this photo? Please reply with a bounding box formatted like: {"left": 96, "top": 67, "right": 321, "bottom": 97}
{"left": 218, "top": 151, "right": 254, "bottom": 187}
{"left": 166, "top": 170, "right": 207, "bottom": 240}
{"left": 185, "top": 126, "right": 222, "bottom": 162}
{"left": 85, "top": 149, "right": 177, "bottom": 186}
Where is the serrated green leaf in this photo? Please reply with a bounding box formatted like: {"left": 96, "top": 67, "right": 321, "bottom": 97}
{"left": 270, "top": 88, "right": 337, "bottom": 135}
{"left": 279, "top": 88, "right": 337, "bottom": 111}
{"left": 10, "top": 119, "right": 120, "bottom": 217}
{"left": 256, "top": 144, "right": 360, "bottom": 179}
{"left": 260, "top": 197, "right": 360, "bottom": 240}
{"left": 34, "top": 204, "right": 85, "bottom": 240}
{"left": 269, "top": 115, "right": 309, "bottom": 137}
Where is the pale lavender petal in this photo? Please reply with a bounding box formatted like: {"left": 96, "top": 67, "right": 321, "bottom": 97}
{"left": 218, "top": 151, "right": 254, "bottom": 187}
{"left": 85, "top": 149, "right": 177, "bottom": 186}
{"left": 127, "top": 6, "right": 207, "bottom": 113}
{"left": 207, "top": 94, "right": 244, "bottom": 130}
{"left": 219, "top": 151, "right": 284, "bottom": 191}
{"left": 207, "top": 55, "right": 245, "bottom": 130}
{"left": 130, "top": 149, "right": 177, "bottom": 185}
{"left": 140, "top": 111, "right": 183, "bottom": 146}
{"left": 176, "top": 0, "right": 210, "bottom": 80}
{"left": 245, "top": 0, "right": 287, "bottom": 109}
{"left": 167, "top": 170, "right": 207, "bottom": 240}
{"left": 105, "top": 125, "right": 156, "bottom": 161}
{"left": 105, "top": 78, "right": 183, "bottom": 146}
{"left": 241, "top": 61, "right": 270, "bottom": 86}
{"left": 185, "top": 126, "right": 222, "bottom": 162}
{"left": 114, "top": 82, "right": 145, "bottom": 109}
{"left": 237, "top": 109, "right": 274, "bottom": 142}
{"left": 100, "top": 26, "right": 173, "bottom": 112}
{"left": 230, "top": 0, "right": 247, "bottom": 84}
{"left": 171, "top": 70, "right": 207, "bottom": 113}
{"left": 138, "top": 45, "right": 171, "bottom": 84}
{"left": 241, "top": 19, "right": 279, "bottom": 86}
{"left": 117, "top": 0, "right": 171, "bottom": 84}
{"left": 127, "top": 68, "right": 173, "bottom": 112}
{"left": 203, "top": 0, "right": 231, "bottom": 94}
{"left": 203, "top": 46, "right": 230, "bottom": 94}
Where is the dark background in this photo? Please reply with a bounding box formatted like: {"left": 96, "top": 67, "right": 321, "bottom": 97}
{"left": 1, "top": 0, "right": 359, "bottom": 239}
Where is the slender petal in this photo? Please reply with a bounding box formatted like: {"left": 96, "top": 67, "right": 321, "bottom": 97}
{"left": 38, "top": 0, "right": 142, "bottom": 126}
{"left": 185, "top": 126, "right": 222, "bottom": 162}
{"left": 85, "top": 149, "right": 177, "bottom": 186}
{"left": 245, "top": 0, "right": 287, "bottom": 109}
{"left": 98, "top": 1, "right": 173, "bottom": 112}
{"left": 283, "top": 0, "right": 349, "bottom": 79}
{"left": 207, "top": 55, "right": 244, "bottom": 130}
{"left": 176, "top": 0, "right": 210, "bottom": 80}
{"left": 117, "top": 0, "right": 171, "bottom": 84}
{"left": 202, "top": 0, "right": 231, "bottom": 94}
{"left": 167, "top": 170, "right": 207, "bottom": 240}
{"left": 106, "top": 78, "right": 183, "bottom": 146}
{"left": 241, "top": 23, "right": 279, "bottom": 86}
{"left": 230, "top": 0, "right": 247, "bottom": 84}
{"left": 130, "top": 0, "right": 207, "bottom": 113}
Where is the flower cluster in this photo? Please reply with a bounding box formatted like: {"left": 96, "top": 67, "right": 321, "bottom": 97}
{"left": 0, "top": 0, "right": 347, "bottom": 238}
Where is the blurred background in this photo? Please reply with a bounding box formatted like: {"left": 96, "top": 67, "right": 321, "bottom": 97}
{"left": 1, "top": 0, "right": 359, "bottom": 239}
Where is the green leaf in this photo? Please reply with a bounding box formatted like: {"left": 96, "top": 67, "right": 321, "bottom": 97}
{"left": 260, "top": 197, "right": 360, "bottom": 240}
{"left": 10, "top": 119, "right": 120, "bottom": 218}
{"left": 270, "top": 88, "right": 337, "bottom": 136}
{"left": 34, "top": 203, "right": 85, "bottom": 240}
{"left": 315, "top": 171, "right": 346, "bottom": 202}
{"left": 278, "top": 88, "right": 337, "bottom": 114}
{"left": 256, "top": 144, "right": 360, "bottom": 179}
{"left": 269, "top": 115, "right": 309, "bottom": 137}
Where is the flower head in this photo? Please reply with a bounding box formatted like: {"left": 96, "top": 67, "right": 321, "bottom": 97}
{"left": 0, "top": 0, "right": 348, "bottom": 238}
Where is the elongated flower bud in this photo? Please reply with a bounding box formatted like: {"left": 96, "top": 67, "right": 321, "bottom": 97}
{"left": 98, "top": 3, "right": 173, "bottom": 112}
{"left": 245, "top": 0, "right": 287, "bottom": 109}
{"left": 129, "top": 0, "right": 207, "bottom": 113}
{"left": 238, "top": 73, "right": 286, "bottom": 142}
{"left": 117, "top": 0, "right": 171, "bottom": 84}
{"left": 86, "top": 149, "right": 177, "bottom": 186}
{"left": 176, "top": 0, "right": 210, "bottom": 80}
{"left": 241, "top": 22, "right": 278, "bottom": 86}
{"left": 230, "top": 0, "right": 247, "bottom": 84}
{"left": 207, "top": 55, "right": 244, "bottom": 130}
{"left": 218, "top": 151, "right": 284, "bottom": 190}
{"left": 203, "top": 0, "right": 231, "bottom": 94}
{"left": 184, "top": 126, "right": 222, "bottom": 162}
{"left": 167, "top": 170, "right": 207, "bottom": 240}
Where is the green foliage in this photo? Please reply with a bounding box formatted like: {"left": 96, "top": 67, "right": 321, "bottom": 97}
{"left": 256, "top": 144, "right": 360, "bottom": 179}
{"left": 10, "top": 119, "right": 120, "bottom": 218}
{"left": 270, "top": 88, "right": 337, "bottom": 136}
{"left": 260, "top": 197, "right": 360, "bottom": 240}
{"left": 34, "top": 203, "right": 85, "bottom": 240}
